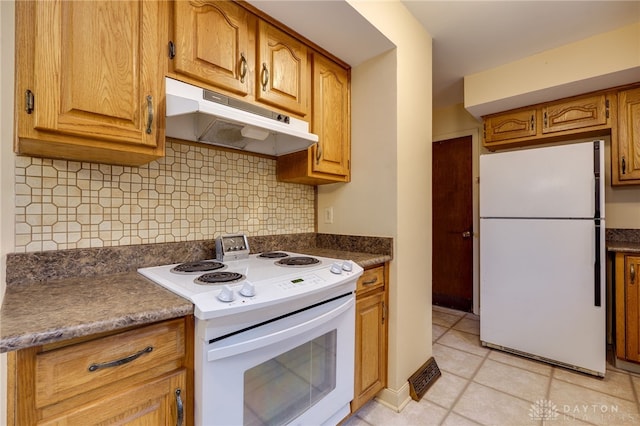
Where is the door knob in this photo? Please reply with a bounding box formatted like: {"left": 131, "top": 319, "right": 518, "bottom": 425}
{"left": 462, "top": 231, "right": 472, "bottom": 238}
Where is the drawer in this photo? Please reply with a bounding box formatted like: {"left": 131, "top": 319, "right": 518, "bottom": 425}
{"left": 357, "top": 266, "right": 385, "bottom": 295}
{"left": 35, "top": 318, "right": 185, "bottom": 408}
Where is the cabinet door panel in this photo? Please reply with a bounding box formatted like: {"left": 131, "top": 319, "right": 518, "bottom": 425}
{"left": 484, "top": 109, "right": 536, "bottom": 143}
{"left": 257, "top": 20, "right": 308, "bottom": 116}
{"left": 172, "top": 0, "right": 251, "bottom": 96}
{"left": 617, "top": 88, "right": 640, "bottom": 182}
{"left": 312, "top": 55, "right": 350, "bottom": 177}
{"left": 32, "top": 1, "right": 158, "bottom": 147}
{"left": 39, "top": 370, "right": 186, "bottom": 426}
{"left": 625, "top": 255, "right": 640, "bottom": 362}
{"left": 542, "top": 94, "right": 608, "bottom": 134}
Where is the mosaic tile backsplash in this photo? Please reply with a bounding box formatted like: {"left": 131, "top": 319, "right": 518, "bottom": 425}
{"left": 14, "top": 140, "right": 315, "bottom": 252}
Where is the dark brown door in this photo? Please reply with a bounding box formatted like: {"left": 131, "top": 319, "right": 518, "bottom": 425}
{"left": 432, "top": 136, "right": 473, "bottom": 312}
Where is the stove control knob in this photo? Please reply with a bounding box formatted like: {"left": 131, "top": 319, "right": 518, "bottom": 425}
{"left": 342, "top": 261, "right": 353, "bottom": 272}
{"left": 217, "top": 285, "right": 235, "bottom": 302}
{"left": 330, "top": 262, "right": 343, "bottom": 274}
{"left": 239, "top": 281, "right": 255, "bottom": 297}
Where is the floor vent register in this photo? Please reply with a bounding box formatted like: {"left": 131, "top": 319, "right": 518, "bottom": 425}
{"left": 408, "top": 357, "right": 441, "bottom": 401}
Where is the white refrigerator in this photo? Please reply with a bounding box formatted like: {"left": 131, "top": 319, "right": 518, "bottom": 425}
{"left": 479, "top": 141, "right": 606, "bottom": 376}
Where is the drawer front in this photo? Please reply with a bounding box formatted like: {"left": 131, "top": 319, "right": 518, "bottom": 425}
{"left": 357, "top": 266, "right": 385, "bottom": 295}
{"left": 35, "top": 319, "right": 185, "bottom": 408}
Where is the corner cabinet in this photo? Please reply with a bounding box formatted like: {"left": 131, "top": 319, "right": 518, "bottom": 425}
{"left": 613, "top": 87, "right": 640, "bottom": 185}
{"left": 351, "top": 264, "right": 388, "bottom": 413}
{"left": 7, "top": 317, "right": 193, "bottom": 426}
{"left": 277, "top": 53, "right": 351, "bottom": 185}
{"left": 14, "top": 0, "right": 166, "bottom": 166}
{"left": 616, "top": 253, "right": 640, "bottom": 363}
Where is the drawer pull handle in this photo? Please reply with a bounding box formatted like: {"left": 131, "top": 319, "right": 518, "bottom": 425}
{"left": 175, "top": 389, "right": 184, "bottom": 426}
{"left": 363, "top": 277, "right": 378, "bottom": 286}
{"left": 88, "top": 346, "right": 153, "bottom": 372}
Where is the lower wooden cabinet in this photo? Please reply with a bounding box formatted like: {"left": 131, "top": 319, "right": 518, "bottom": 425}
{"left": 616, "top": 253, "right": 640, "bottom": 363}
{"left": 352, "top": 264, "right": 388, "bottom": 413}
{"left": 7, "top": 317, "right": 194, "bottom": 426}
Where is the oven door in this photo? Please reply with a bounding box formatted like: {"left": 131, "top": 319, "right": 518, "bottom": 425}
{"left": 196, "top": 293, "right": 355, "bottom": 426}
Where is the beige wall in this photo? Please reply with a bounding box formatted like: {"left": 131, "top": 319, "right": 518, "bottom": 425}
{"left": 465, "top": 22, "right": 640, "bottom": 118}
{"left": 325, "top": 0, "right": 432, "bottom": 410}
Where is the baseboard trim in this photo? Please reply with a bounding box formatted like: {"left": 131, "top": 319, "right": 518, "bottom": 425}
{"left": 374, "top": 382, "right": 412, "bottom": 412}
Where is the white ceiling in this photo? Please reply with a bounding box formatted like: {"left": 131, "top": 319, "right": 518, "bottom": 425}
{"left": 249, "top": 1, "right": 640, "bottom": 109}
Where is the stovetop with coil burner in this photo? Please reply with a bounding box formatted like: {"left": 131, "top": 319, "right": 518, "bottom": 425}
{"left": 138, "top": 251, "right": 363, "bottom": 321}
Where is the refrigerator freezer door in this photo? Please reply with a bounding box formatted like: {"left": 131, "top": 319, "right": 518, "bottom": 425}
{"left": 480, "top": 141, "right": 604, "bottom": 219}
{"left": 480, "top": 218, "right": 606, "bottom": 375}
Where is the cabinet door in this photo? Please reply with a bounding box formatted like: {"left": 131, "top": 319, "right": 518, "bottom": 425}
{"left": 256, "top": 20, "right": 309, "bottom": 117}
{"left": 484, "top": 109, "right": 537, "bottom": 143}
{"left": 39, "top": 370, "right": 187, "bottom": 426}
{"left": 172, "top": 0, "right": 251, "bottom": 96}
{"left": 541, "top": 94, "right": 608, "bottom": 134}
{"left": 625, "top": 255, "right": 640, "bottom": 362}
{"left": 616, "top": 88, "right": 640, "bottom": 183}
{"left": 352, "top": 291, "right": 387, "bottom": 413}
{"left": 15, "top": 0, "right": 164, "bottom": 165}
{"left": 311, "top": 54, "right": 350, "bottom": 178}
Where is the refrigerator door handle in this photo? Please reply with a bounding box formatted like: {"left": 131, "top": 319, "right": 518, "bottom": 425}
{"left": 594, "top": 220, "right": 601, "bottom": 307}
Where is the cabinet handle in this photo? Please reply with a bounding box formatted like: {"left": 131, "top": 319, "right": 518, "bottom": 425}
{"left": 315, "top": 143, "right": 322, "bottom": 164}
{"left": 175, "top": 389, "right": 184, "bottom": 426}
{"left": 363, "top": 277, "right": 378, "bottom": 286}
{"left": 261, "top": 63, "right": 269, "bottom": 91}
{"left": 530, "top": 114, "right": 534, "bottom": 130}
{"left": 88, "top": 345, "right": 153, "bottom": 372}
{"left": 382, "top": 301, "right": 386, "bottom": 324}
{"left": 239, "top": 53, "right": 247, "bottom": 83}
{"left": 632, "top": 264, "right": 636, "bottom": 285}
{"left": 145, "top": 95, "right": 153, "bottom": 134}
{"left": 543, "top": 111, "right": 547, "bottom": 128}
{"left": 622, "top": 157, "right": 626, "bottom": 175}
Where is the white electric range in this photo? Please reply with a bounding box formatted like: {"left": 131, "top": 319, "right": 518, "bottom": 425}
{"left": 138, "top": 245, "right": 363, "bottom": 426}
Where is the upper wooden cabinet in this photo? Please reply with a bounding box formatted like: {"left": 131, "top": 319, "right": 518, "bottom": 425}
{"left": 170, "top": 0, "right": 253, "bottom": 97}
{"left": 277, "top": 53, "right": 351, "bottom": 185}
{"left": 541, "top": 94, "right": 608, "bottom": 134}
{"left": 613, "top": 87, "right": 640, "bottom": 184}
{"left": 484, "top": 108, "right": 536, "bottom": 144}
{"left": 483, "top": 92, "right": 613, "bottom": 151}
{"left": 169, "top": 0, "right": 309, "bottom": 118}
{"left": 256, "top": 20, "right": 309, "bottom": 117}
{"left": 14, "top": 0, "right": 166, "bottom": 166}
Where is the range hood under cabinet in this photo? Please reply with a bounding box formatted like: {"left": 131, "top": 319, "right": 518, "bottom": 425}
{"left": 165, "top": 78, "right": 318, "bottom": 156}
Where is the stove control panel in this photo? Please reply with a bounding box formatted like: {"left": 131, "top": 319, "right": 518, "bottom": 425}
{"left": 215, "top": 234, "right": 250, "bottom": 262}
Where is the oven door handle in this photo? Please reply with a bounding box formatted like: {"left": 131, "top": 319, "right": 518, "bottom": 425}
{"left": 207, "top": 296, "right": 354, "bottom": 361}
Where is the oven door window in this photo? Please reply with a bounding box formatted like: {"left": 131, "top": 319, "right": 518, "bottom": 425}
{"left": 244, "top": 330, "right": 337, "bottom": 426}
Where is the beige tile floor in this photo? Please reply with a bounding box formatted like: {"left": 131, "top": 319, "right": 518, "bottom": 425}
{"left": 344, "top": 305, "right": 640, "bottom": 426}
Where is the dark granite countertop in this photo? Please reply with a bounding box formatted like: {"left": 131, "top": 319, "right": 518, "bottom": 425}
{"left": 1, "top": 233, "right": 393, "bottom": 353}
{"left": 0, "top": 272, "right": 193, "bottom": 353}
{"left": 606, "top": 229, "right": 640, "bottom": 254}
{"left": 607, "top": 241, "right": 640, "bottom": 254}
